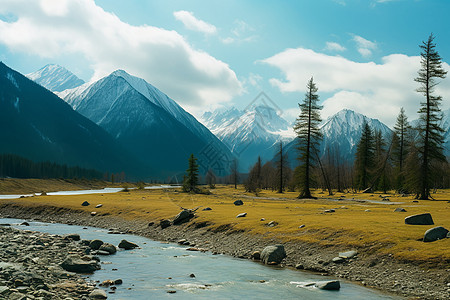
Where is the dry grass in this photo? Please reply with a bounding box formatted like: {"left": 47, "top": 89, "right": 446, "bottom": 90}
{"left": 2, "top": 183, "right": 449, "bottom": 263}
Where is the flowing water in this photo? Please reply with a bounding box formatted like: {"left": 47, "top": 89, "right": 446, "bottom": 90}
{"left": 2, "top": 218, "right": 400, "bottom": 300}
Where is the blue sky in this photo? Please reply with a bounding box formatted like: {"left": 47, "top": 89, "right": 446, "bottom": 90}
{"left": 1, "top": 0, "right": 449, "bottom": 127}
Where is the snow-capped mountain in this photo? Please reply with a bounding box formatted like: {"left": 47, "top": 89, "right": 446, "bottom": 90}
{"left": 26, "top": 64, "right": 84, "bottom": 92}
{"left": 58, "top": 69, "right": 234, "bottom": 177}
{"left": 201, "top": 105, "right": 295, "bottom": 170}
{"left": 284, "top": 109, "right": 393, "bottom": 167}
{"left": 0, "top": 62, "right": 141, "bottom": 175}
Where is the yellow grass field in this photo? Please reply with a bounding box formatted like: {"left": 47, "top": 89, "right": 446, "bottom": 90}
{"left": 2, "top": 184, "right": 449, "bottom": 264}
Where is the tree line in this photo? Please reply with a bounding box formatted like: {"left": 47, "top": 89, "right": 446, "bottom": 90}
{"left": 243, "top": 34, "right": 448, "bottom": 199}
{"left": 0, "top": 153, "right": 102, "bottom": 179}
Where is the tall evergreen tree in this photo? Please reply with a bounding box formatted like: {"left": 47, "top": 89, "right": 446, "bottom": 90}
{"left": 182, "top": 153, "right": 199, "bottom": 193}
{"left": 392, "top": 107, "right": 411, "bottom": 191}
{"left": 293, "top": 77, "right": 323, "bottom": 199}
{"left": 354, "top": 121, "right": 375, "bottom": 190}
{"left": 274, "top": 141, "right": 289, "bottom": 193}
{"left": 414, "top": 33, "right": 447, "bottom": 199}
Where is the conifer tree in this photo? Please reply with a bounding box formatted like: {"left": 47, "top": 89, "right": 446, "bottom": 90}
{"left": 274, "top": 141, "right": 289, "bottom": 193}
{"left": 293, "top": 77, "right": 323, "bottom": 199}
{"left": 182, "top": 153, "right": 199, "bottom": 193}
{"left": 392, "top": 107, "right": 411, "bottom": 191}
{"left": 414, "top": 33, "right": 447, "bottom": 199}
{"left": 354, "top": 121, "right": 375, "bottom": 191}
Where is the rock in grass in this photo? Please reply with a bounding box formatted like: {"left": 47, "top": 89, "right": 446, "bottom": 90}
{"left": 95, "top": 204, "right": 103, "bottom": 208}
{"left": 173, "top": 210, "right": 194, "bottom": 225}
{"left": 82, "top": 201, "right": 90, "bottom": 206}
{"left": 234, "top": 200, "right": 244, "bottom": 206}
{"left": 202, "top": 207, "right": 212, "bottom": 211}
{"left": 260, "top": 245, "right": 286, "bottom": 265}
{"left": 60, "top": 255, "right": 100, "bottom": 273}
{"left": 315, "top": 280, "right": 340, "bottom": 290}
{"left": 118, "top": 239, "right": 139, "bottom": 250}
{"left": 423, "top": 226, "right": 449, "bottom": 242}
{"left": 89, "top": 289, "right": 107, "bottom": 299}
{"left": 405, "top": 213, "right": 434, "bottom": 225}
{"left": 236, "top": 212, "right": 247, "bottom": 218}
{"left": 394, "top": 208, "right": 407, "bottom": 212}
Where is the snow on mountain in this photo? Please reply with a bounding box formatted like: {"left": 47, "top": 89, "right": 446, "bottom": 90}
{"left": 284, "top": 109, "right": 393, "bottom": 167}
{"left": 201, "top": 105, "right": 295, "bottom": 170}
{"left": 58, "top": 69, "right": 233, "bottom": 177}
{"left": 27, "top": 64, "right": 85, "bottom": 92}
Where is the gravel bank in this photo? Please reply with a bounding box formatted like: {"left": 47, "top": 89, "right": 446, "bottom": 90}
{"left": 1, "top": 203, "right": 449, "bottom": 300}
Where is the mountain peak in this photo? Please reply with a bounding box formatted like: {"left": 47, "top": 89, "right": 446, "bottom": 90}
{"left": 27, "top": 64, "right": 85, "bottom": 92}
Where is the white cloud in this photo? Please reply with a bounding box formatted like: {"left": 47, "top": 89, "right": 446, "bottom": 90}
{"left": 262, "top": 47, "right": 450, "bottom": 127}
{"left": 325, "top": 42, "right": 346, "bottom": 52}
{"left": 222, "top": 20, "right": 257, "bottom": 44}
{"left": 353, "top": 35, "right": 377, "bottom": 57}
{"left": 0, "top": 0, "right": 242, "bottom": 108}
{"left": 173, "top": 10, "right": 217, "bottom": 34}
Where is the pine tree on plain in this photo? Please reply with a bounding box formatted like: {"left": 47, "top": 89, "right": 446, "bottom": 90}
{"left": 354, "top": 121, "right": 375, "bottom": 191}
{"left": 414, "top": 33, "right": 447, "bottom": 199}
{"left": 182, "top": 153, "right": 199, "bottom": 193}
{"left": 293, "top": 77, "right": 323, "bottom": 199}
{"left": 392, "top": 107, "right": 411, "bottom": 192}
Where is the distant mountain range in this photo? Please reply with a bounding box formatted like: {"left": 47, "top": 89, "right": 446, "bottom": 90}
{"left": 0, "top": 62, "right": 142, "bottom": 177}
{"left": 201, "top": 105, "right": 294, "bottom": 171}
{"left": 26, "top": 64, "right": 85, "bottom": 92}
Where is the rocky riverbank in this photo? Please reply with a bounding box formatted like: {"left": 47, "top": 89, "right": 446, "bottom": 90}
{"left": 0, "top": 225, "right": 99, "bottom": 299}
{"left": 1, "top": 203, "right": 449, "bottom": 300}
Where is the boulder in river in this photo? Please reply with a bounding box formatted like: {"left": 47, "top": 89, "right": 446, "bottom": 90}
{"left": 99, "top": 243, "right": 117, "bottom": 254}
{"left": 118, "top": 239, "right": 139, "bottom": 250}
{"left": 20, "top": 222, "right": 30, "bottom": 226}
{"left": 260, "top": 244, "right": 286, "bottom": 265}
{"left": 82, "top": 201, "right": 90, "bottom": 206}
{"left": 423, "top": 226, "right": 449, "bottom": 242}
{"left": 234, "top": 200, "right": 244, "bottom": 206}
{"left": 89, "top": 289, "right": 107, "bottom": 299}
{"left": 60, "top": 255, "right": 100, "bottom": 273}
{"left": 315, "top": 280, "right": 341, "bottom": 290}
{"left": 405, "top": 213, "right": 434, "bottom": 225}
{"left": 89, "top": 239, "right": 104, "bottom": 250}
{"left": 173, "top": 209, "right": 194, "bottom": 225}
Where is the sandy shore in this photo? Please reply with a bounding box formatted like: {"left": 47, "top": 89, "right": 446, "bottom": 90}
{"left": 0, "top": 202, "right": 449, "bottom": 300}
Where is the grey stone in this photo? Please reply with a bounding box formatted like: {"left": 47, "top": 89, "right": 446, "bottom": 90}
{"left": 99, "top": 243, "right": 117, "bottom": 254}
{"left": 394, "top": 208, "right": 407, "bottom": 212}
{"left": 250, "top": 251, "right": 261, "bottom": 260}
{"left": 260, "top": 244, "right": 286, "bottom": 265}
{"left": 236, "top": 212, "right": 247, "bottom": 218}
{"left": 339, "top": 250, "right": 357, "bottom": 258}
{"left": 202, "top": 207, "right": 212, "bottom": 211}
{"left": 405, "top": 213, "right": 434, "bottom": 225}
{"left": 173, "top": 210, "right": 194, "bottom": 225}
{"left": 89, "top": 240, "right": 104, "bottom": 250}
{"left": 332, "top": 257, "right": 345, "bottom": 263}
{"left": 160, "top": 219, "right": 171, "bottom": 229}
{"left": 423, "top": 226, "right": 449, "bottom": 242}
{"left": 315, "top": 280, "right": 340, "bottom": 290}
{"left": 0, "top": 286, "right": 9, "bottom": 295}
{"left": 63, "top": 234, "right": 80, "bottom": 241}
{"left": 89, "top": 289, "right": 107, "bottom": 299}
{"left": 118, "top": 240, "right": 138, "bottom": 250}
{"left": 81, "top": 201, "right": 90, "bottom": 206}
{"left": 95, "top": 204, "right": 103, "bottom": 208}
{"left": 60, "top": 255, "right": 100, "bottom": 273}
{"left": 234, "top": 200, "right": 244, "bottom": 206}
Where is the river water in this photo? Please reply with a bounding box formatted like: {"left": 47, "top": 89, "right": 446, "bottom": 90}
{"left": 2, "top": 218, "right": 400, "bottom": 300}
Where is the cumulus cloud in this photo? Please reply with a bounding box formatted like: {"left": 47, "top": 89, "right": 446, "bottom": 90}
{"left": 262, "top": 47, "right": 450, "bottom": 127}
{"left": 325, "top": 42, "right": 346, "bottom": 52}
{"left": 173, "top": 10, "right": 217, "bottom": 34}
{"left": 0, "top": 0, "right": 242, "bottom": 108}
{"left": 353, "top": 35, "right": 377, "bottom": 57}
